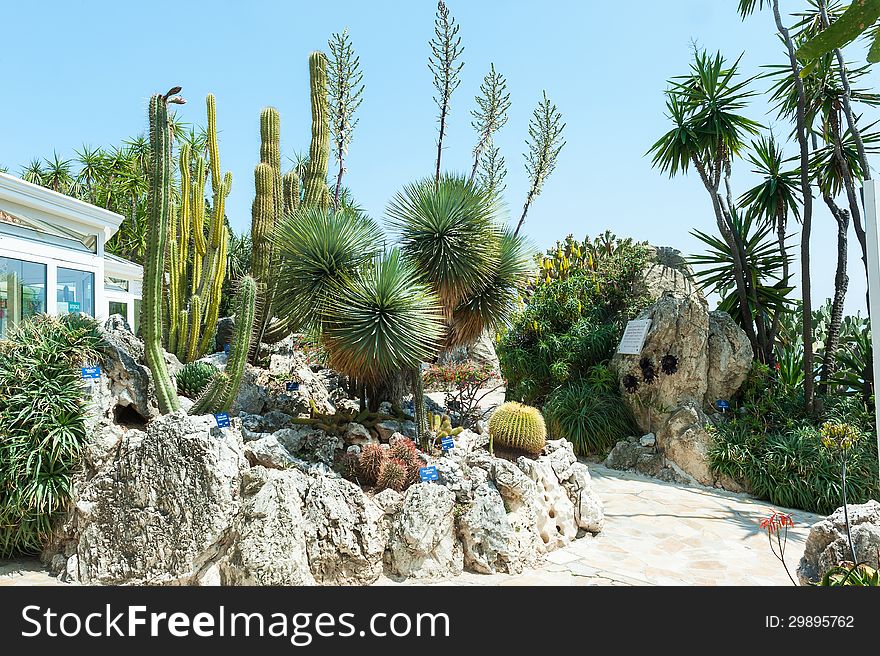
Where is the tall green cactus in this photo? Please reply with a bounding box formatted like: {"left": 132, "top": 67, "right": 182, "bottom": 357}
{"left": 250, "top": 108, "right": 283, "bottom": 357}
{"left": 144, "top": 91, "right": 182, "bottom": 415}
{"left": 303, "top": 50, "right": 331, "bottom": 211}
{"left": 191, "top": 275, "right": 257, "bottom": 415}
{"left": 167, "top": 94, "right": 231, "bottom": 363}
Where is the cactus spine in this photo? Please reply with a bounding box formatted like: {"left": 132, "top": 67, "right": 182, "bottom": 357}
{"left": 143, "top": 92, "right": 181, "bottom": 414}
{"left": 168, "top": 94, "right": 231, "bottom": 363}
{"left": 487, "top": 402, "right": 547, "bottom": 456}
{"left": 303, "top": 51, "right": 331, "bottom": 211}
{"left": 191, "top": 275, "right": 257, "bottom": 414}
{"left": 250, "top": 107, "right": 283, "bottom": 357}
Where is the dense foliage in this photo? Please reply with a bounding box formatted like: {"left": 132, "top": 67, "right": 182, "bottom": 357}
{"left": 498, "top": 234, "right": 650, "bottom": 454}
{"left": 0, "top": 315, "right": 104, "bottom": 556}
{"left": 708, "top": 364, "right": 879, "bottom": 515}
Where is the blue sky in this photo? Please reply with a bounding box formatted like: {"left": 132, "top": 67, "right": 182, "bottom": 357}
{"left": 2, "top": 0, "right": 878, "bottom": 313}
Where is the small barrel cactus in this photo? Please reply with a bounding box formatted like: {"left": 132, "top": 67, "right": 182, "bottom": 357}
{"left": 388, "top": 435, "right": 418, "bottom": 467}
{"left": 377, "top": 458, "right": 409, "bottom": 492}
{"left": 177, "top": 361, "right": 219, "bottom": 398}
{"left": 488, "top": 402, "right": 547, "bottom": 456}
{"left": 358, "top": 443, "right": 385, "bottom": 486}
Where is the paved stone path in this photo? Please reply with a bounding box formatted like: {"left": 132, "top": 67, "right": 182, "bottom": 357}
{"left": 1, "top": 465, "right": 819, "bottom": 587}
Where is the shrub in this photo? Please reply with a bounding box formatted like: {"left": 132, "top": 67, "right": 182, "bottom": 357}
{"left": 708, "top": 367, "right": 879, "bottom": 515}
{"left": 498, "top": 235, "right": 651, "bottom": 406}
{"left": 544, "top": 368, "right": 638, "bottom": 455}
{"left": 0, "top": 314, "right": 104, "bottom": 556}
{"left": 488, "top": 402, "right": 547, "bottom": 456}
{"left": 422, "top": 361, "right": 501, "bottom": 428}
{"left": 177, "top": 361, "right": 218, "bottom": 398}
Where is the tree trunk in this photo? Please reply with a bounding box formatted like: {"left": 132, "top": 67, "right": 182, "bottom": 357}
{"left": 774, "top": 0, "right": 815, "bottom": 414}
{"left": 821, "top": 196, "right": 849, "bottom": 395}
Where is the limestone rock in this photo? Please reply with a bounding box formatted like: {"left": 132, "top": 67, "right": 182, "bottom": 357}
{"left": 458, "top": 482, "right": 521, "bottom": 574}
{"left": 705, "top": 311, "right": 753, "bottom": 406}
{"left": 43, "top": 412, "right": 248, "bottom": 585}
{"left": 233, "top": 361, "right": 334, "bottom": 418}
{"left": 242, "top": 435, "right": 296, "bottom": 470}
{"left": 300, "top": 474, "right": 387, "bottom": 585}
{"left": 517, "top": 456, "right": 577, "bottom": 552}
{"left": 798, "top": 501, "right": 880, "bottom": 585}
{"left": 389, "top": 484, "right": 463, "bottom": 578}
{"left": 376, "top": 419, "right": 417, "bottom": 442}
{"left": 214, "top": 316, "right": 235, "bottom": 353}
{"left": 565, "top": 463, "right": 605, "bottom": 533}
{"left": 345, "top": 422, "right": 375, "bottom": 446}
{"left": 214, "top": 467, "right": 315, "bottom": 585}
{"left": 661, "top": 403, "right": 715, "bottom": 486}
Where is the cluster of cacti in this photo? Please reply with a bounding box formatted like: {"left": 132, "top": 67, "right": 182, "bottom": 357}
{"left": 177, "top": 361, "right": 219, "bottom": 398}
{"left": 487, "top": 401, "right": 547, "bottom": 456}
{"left": 428, "top": 411, "right": 463, "bottom": 438}
{"left": 142, "top": 90, "right": 183, "bottom": 414}
{"left": 167, "top": 94, "right": 232, "bottom": 364}
{"left": 289, "top": 403, "right": 411, "bottom": 439}
{"left": 254, "top": 51, "right": 331, "bottom": 347}
{"left": 191, "top": 275, "right": 257, "bottom": 415}
{"left": 345, "top": 436, "right": 422, "bottom": 492}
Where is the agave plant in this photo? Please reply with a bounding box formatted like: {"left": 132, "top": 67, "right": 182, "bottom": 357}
{"left": 387, "top": 174, "right": 502, "bottom": 314}
{"left": 321, "top": 249, "right": 444, "bottom": 381}
{"left": 272, "top": 206, "right": 381, "bottom": 333}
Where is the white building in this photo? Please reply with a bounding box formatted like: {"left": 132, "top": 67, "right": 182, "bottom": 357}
{"left": 0, "top": 172, "right": 143, "bottom": 338}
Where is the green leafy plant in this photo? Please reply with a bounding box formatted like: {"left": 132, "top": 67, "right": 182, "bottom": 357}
{"left": 543, "top": 370, "right": 638, "bottom": 455}
{"left": 423, "top": 362, "right": 502, "bottom": 428}
{"left": 176, "top": 361, "right": 219, "bottom": 399}
{"left": 0, "top": 314, "right": 104, "bottom": 557}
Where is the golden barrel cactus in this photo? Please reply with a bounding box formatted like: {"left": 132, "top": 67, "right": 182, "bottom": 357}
{"left": 488, "top": 402, "right": 547, "bottom": 456}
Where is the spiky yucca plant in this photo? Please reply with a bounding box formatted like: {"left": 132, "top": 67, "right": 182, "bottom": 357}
{"left": 450, "top": 230, "right": 535, "bottom": 346}
{"left": 387, "top": 174, "right": 502, "bottom": 314}
{"left": 322, "top": 249, "right": 444, "bottom": 382}
{"left": 272, "top": 207, "right": 380, "bottom": 332}
{"left": 488, "top": 401, "right": 547, "bottom": 456}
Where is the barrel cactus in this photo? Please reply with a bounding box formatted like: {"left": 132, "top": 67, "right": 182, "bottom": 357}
{"left": 488, "top": 402, "right": 547, "bottom": 456}
{"left": 177, "top": 361, "right": 219, "bottom": 398}
{"left": 376, "top": 458, "right": 409, "bottom": 492}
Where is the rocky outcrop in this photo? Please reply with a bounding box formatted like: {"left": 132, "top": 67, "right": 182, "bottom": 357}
{"left": 436, "top": 330, "right": 502, "bottom": 376}
{"left": 611, "top": 248, "right": 752, "bottom": 489}
{"left": 797, "top": 501, "right": 880, "bottom": 585}
{"left": 388, "top": 484, "right": 463, "bottom": 579}
{"left": 46, "top": 390, "right": 604, "bottom": 585}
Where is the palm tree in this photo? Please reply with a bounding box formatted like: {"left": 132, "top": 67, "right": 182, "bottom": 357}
{"left": 648, "top": 50, "right": 767, "bottom": 360}
{"left": 43, "top": 152, "right": 74, "bottom": 193}
{"left": 74, "top": 145, "right": 106, "bottom": 204}
{"left": 738, "top": 135, "right": 801, "bottom": 286}
{"left": 20, "top": 159, "right": 46, "bottom": 186}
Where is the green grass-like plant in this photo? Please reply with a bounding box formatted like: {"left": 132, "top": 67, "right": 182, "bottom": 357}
{"left": 0, "top": 314, "right": 104, "bottom": 556}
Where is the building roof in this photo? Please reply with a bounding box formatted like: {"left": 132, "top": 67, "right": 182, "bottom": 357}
{"left": 104, "top": 252, "right": 143, "bottom": 276}
{"left": 0, "top": 172, "right": 126, "bottom": 242}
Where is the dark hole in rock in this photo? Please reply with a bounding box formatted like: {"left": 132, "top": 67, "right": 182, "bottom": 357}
{"left": 113, "top": 404, "right": 148, "bottom": 428}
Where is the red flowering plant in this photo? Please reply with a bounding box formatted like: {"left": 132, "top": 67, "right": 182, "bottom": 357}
{"left": 422, "top": 362, "right": 503, "bottom": 429}
{"left": 760, "top": 511, "right": 797, "bottom": 585}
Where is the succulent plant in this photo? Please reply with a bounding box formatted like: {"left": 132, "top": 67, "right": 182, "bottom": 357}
{"left": 388, "top": 435, "right": 419, "bottom": 468}
{"left": 339, "top": 450, "right": 360, "bottom": 481}
{"left": 376, "top": 458, "right": 409, "bottom": 492}
{"left": 428, "top": 411, "right": 464, "bottom": 438}
{"left": 358, "top": 443, "right": 384, "bottom": 486}
{"left": 487, "top": 401, "right": 547, "bottom": 456}
{"left": 177, "top": 361, "right": 219, "bottom": 398}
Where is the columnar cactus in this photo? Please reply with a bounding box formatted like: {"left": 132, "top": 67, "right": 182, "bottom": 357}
{"left": 282, "top": 170, "right": 301, "bottom": 215}
{"left": 302, "top": 51, "right": 331, "bottom": 211}
{"left": 488, "top": 402, "right": 547, "bottom": 456}
{"left": 143, "top": 91, "right": 182, "bottom": 414}
{"left": 191, "top": 275, "right": 257, "bottom": 414}
{"left": 167, "top": 94, "right": 231, "bottom": 363}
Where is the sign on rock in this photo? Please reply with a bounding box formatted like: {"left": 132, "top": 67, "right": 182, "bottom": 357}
{"left": 441, "top": 436, "right": 454, "bottom": 451}
{"left": 81, "top": 366, "right": 101, "bottom": 380}
{"left": 617, "top": 319, "right": 652, "bottom": 355}
{"left": 214, "top": 412, "right": 230, "bottom": 428}
{"left": 419, "top": 466, "right": 438, "bottom": 482}
{"left": 285, "top": 381, "right": 300, "bottom": 392}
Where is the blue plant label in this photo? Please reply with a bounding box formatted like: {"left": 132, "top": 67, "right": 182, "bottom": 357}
{"left": 419, "top": 466, "right": 439, "bottom": 482}
{"left": 715, "top": 399, "right": 731, "bottom": 411}
{"left": 286, "top": 381, "right": 300, "bottom": 392}
{"left": 224, "top": 343, "right": 231, "bottom": 355}
{"left": 441, "top": 436, "right": 454, "bottom": 451}
{"left": 214, "top": 412, "right": 230, "bottom": 428}
{"left": 81, "top": 366, "right": 101, "bottom": 380}
{"left": 68, "top": 301, "right": 81, "bottom": 313}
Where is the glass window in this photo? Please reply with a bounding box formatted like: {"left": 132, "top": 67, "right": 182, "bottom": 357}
{"left": 108, "top": 300, "right": 128, "bottom": 319}
{"left": 57, "top": 267, "right": 95, "bottom": 316}
{"left": 0, "top": 256, "right": 47, "bottom": 338}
